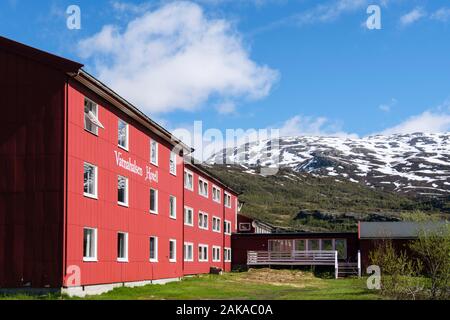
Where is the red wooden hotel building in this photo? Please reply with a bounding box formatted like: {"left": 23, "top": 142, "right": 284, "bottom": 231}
{"left": 0, "top": 36, "right": 238, "bottom": 296}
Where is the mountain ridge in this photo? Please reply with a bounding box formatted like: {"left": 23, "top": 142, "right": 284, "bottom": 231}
{"left": 208, "top": 132, "right": 450, "bottom": 198}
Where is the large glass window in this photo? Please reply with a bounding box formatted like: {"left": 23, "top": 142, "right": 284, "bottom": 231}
{"left": 335, "top": 239, "right": 347, "bottom": 260}
{"left": 150, "top": 188, "right": 158, "bottom": 214}
{"left": 184, "top": 243, "right": 193, "bottom": 262}
{"left": 184, "top": 207, "right": 193, "bottom": 226}
{"left": 294, "top": 239, "right": 306, "bottom": 251}
{"left": 322, "top": 239, "right": 333, "bottom": 251}
{"left": 118, "top": 119, "right": 128, "bottom": 150}
{"left": 198, "top": 212, "right": 208, "bottom": 230}
{"left": 149, "top": 236, "right": 158, "bottom": 262}
{"left": 308, "top": 239, "right": 320, "bottom": 251}
{"left": 117, "top": 175, "right": 128, "bottom": 206}
{"left": 169, "top": 196, "right": 176, "bottom": 219}
{"left": 117, "top": 232, "right": 128, "bottom": 262}
{"left": 169, "top": 239, "right": 176, "bottom": 262}
{"left": 184, "top": 170, "right": 193, "bottom": 190}
{"left": 268, "top": 239, "right": 293, "bottom": 252}
{"left": 83, "top": 228, "right": 97, "bottom": 261}
{"left": 169, "top": 151, "right": 177, "bottom": 175}
{"left": 212, "top": 217, "right": 221, "bottom": 232}
{"left": 150, "top": 139, "right": 158, "bottom": 165}
{"left": 198, "top": 178, "right": 208, "bottom": 197}
{"left": 84, "top": 98, "right": 99, "bottom": 135}
{"left": 83, "top": 163, "right": 97, "bottom": 198}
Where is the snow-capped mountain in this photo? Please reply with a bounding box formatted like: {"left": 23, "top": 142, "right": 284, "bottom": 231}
{"left": 207, "top": 132, "right": 450, "bottom": 197}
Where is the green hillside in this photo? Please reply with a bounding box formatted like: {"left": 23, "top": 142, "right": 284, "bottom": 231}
{"left": 206, "top": 165, "right": 448, "bottom": 232}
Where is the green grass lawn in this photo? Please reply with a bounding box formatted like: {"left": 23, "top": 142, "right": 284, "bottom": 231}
{"left": 0, "top": 268, "right": 382, "bottom": 300}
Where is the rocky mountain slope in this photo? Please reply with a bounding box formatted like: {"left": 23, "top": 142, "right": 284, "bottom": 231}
{"left": 208, "top": 132, "right": 450, "bottom": 198}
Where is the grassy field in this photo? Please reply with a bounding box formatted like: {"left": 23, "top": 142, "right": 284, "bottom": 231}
{"left": 0, "top": 268, "right": 382, "bottom": 300}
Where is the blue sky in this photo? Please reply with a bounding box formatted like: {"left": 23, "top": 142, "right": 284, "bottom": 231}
{"left": 2, "top": 0, "right": 450, "bottom": 140}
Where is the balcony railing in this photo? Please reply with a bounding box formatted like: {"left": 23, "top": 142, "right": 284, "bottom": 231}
{"left": 247, "top": 250, "right": 337, "bottom": 266}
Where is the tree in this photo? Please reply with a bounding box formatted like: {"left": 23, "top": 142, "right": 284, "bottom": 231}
{"left": 369, "top": 240, "right": 422, "bottom": 299}
{"left": 409, "top": 225, "right": 450, "bottom": 300}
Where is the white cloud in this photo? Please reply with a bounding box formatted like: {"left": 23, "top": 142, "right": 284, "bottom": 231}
{"left": 79, "top": 1, "right": 279, "bottom": 114}
{"left": 216, "top": 101, "right": 236, "bottom": 115}
{"left": 378, "top": 98, "right": 397, "bottom": 112}
{"left": 277, "top": 115, "right": 358, "bottom": 138}
{"left": 399, "top": 7, "right": 426, "bottom": 26}
{"left": 431, "top": 7, "right": 450, "bottom": 22}
{"left": 380, "top": 111, "right": 450, "bottom": 135}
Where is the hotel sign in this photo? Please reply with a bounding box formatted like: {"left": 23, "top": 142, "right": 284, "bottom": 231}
{"left": 114, "top": 150, "right": 158, "bottom": 183}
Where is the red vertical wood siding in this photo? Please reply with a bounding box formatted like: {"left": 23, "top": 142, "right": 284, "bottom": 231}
{"left": 0, "top": 47, "right": 66, "bottom": 288}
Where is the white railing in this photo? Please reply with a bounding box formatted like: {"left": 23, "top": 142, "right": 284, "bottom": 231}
{"left": 357, "top": 250, "right": 361, "bottom": 278}
{"left": 247, "top": 250, "right": 337, "bottom": 266}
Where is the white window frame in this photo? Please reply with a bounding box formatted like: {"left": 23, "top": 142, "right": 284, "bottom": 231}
{"left": 84, "top": 97, "right": 99, "bottom": 135}
{"left": 224, "top": 220, "right": 232, "bottom": 235}
{"left": 169, "top": 239, "right": 177, "bottom": 263}
{"left": 198, "top": 244, "right": 208, "bottom": 262}
{"left": 117, "top": 175, "right": 129, "bottom": 207}
{"left": 150, "top": 188, "right": 158, "bottom": 214}
{"left": 184, "top": 242, "right": 194, "bottom": 262}
{"left": 118, "top": 119, "right": 129, "bottom": 151}
{"left": 212, "top": 246, "right": 221, "bottom": 262}
{"left": 212, "top": 216, "right": 221, "bottom": 233}
{"left": 150, "top": 139, "right": 158, "bottom": 166}
{"left": 169, "top": 151, "right": 177, "bottom": 176}
{"left": 169, "top": 195, "right": 177, "bottom": 219}
{"left": 184, "top": 169, "right": 194, "bottom": 191}
{"left": 198, "top": 178, "right": 209, "bottom": 198}
{"left": 212, "top": 185, "right": 221, "bottom": 203}
{"left": 117, "top": 232, "right": 128, "bottom": 262}
{"left": 83, "top": 227, "right": 98, "bottom": 262}
{"left": 224, "top": 192, "right": 232, "bottom": 208}
{"left": 224, "top": 248, "right": 232, "bottom": 262}
{"left": 198, "top": 211, "right": 209, "bottom": 230}
{"left": 149, "top": 236, "right": 158, "bottom": 262}
{"left": 184, "top": 206, "right": 194, "bottom": 227}
{"left": 83, "top": 162, "right": 98, "bottom": 199}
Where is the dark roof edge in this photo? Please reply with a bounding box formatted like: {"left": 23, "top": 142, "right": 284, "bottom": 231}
{"left": 0, "top": 36, "right": 83, "bottom": 72}
{"left": 73, "top": 70, "right": 193, "bottom": 154}
{"left": 233, "top": 231, "right": 358, "bottom": 236}
{"left": 184, "top": 160, "right": 241, "bottom": 196}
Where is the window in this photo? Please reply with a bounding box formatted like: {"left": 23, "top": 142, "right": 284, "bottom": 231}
{"left": 83, "top": 228, "right": 97, "bottom": 262}
{"left": 335, "top": 239, "right": 347, "bottom": 260}
{"left": 308, "top": 239, "right": 320, "bottom": 251}
{"left": 117, "top": 232, "right": 128, "bottom": 262}
{"left": 150, "top": 139, "right": 158, "bottom": 166}
{"left": 169, "top": 196, "right": 176, "bottom": 219}
{"left": 294, "top": 239, "right": 306, "bottom": 251}
{"left": 239, "top": 223, "right": 251, "bottom": 232}
{"left": 117, "top": 175, "right": 128, "bottom": 206}
{"left": 322, "top": 239, "right": 333, "bottom": 251}
{"left": 198, "top": 244, "right": 208, "bottom": 262}
{"left": 224, "top": 220, "right": 232, "bottom": 235}
{"left": 169, "top": 151, "right": 177, "bottom": 175}
{"left": 184, "top": 170, "right": 193, "bottom": 191}
{"left": 83, "top": 163, "right": 97, "bottom": 198}
{"left": 224, "top": 248, "right": 232, "bottom": 262}
{"left": 212, "top": 246, "right": 221, "bottom": 262}
{"left": 269, "top": 240, "right": 293, "bottom": 252}
{"left": 224, "top": 193, "right": 232, "bottom": 208}
{"left": 212, "top": 186, "right": 221, "bottom": 203}
{"left": 198, "top": 212, "right": 208, "bottom": 230}
{"left": 149, "top": 236, "right": 158, "bottom": 262}
{"left": 84, "top": 97, "right": 102, "bottom": 135}
{"left": 184, "top": 207, "right": 194, "bottom": 226}
{"left": 198, "top": 178, "right": 208, "bottom": 197}
{"left": 169, "top": 239, "right": 176, "bottom": 262}
{"left": 150, "top": 188, "right": 158, "bottom": 214}
{"left": 212, "top": 217, "right": 221, "bottom": 233}
{"left": 118, "top": 119, "right": 129, "bottom": 150}
{"left": 184, "top": 242, "right": 194, "bottom": 262}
